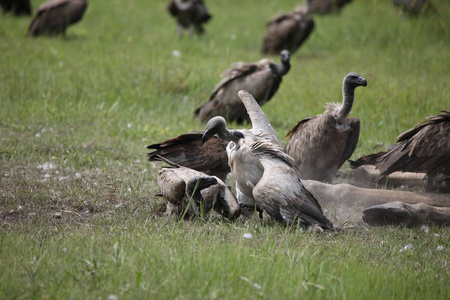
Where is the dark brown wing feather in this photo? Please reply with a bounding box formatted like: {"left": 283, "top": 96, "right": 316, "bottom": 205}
{"left": 147, "top": 131, "right": 230, "bottom": 181}
{"left": 376, "top": 111, "right": 450, "bottom": 178}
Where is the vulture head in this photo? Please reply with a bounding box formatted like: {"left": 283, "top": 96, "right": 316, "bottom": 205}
{"left": 276, "top": 50, "right": 291, "bottom": 75}
{"left": 344, "top": 72, "right": 367, "bottom": 89}
{"left": 202, "top": 116, "right": 244, "bottom": 144}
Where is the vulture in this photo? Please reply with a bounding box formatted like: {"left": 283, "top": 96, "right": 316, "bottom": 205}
{"left": 392, "top": 0, "right": 435, "bottom": 15}
{"left": 284, "top": 72, "right": 367, "bottom": 183}
{"left": 147, "top": 131, "right": 230, "bottom": 181}
{"left": 157, "top": 165, "right": 240, "bottom": 220}
{"left": 305, "top": 0, "right": 353, "bottom": 15}
{"left": 350, "top": 111, "right": 450, "bottom": 192}
{"left": 28, "top": 0, "right": 87, "bottom": 37}
{"left": 167, "top": 0, "right": 212, "bottom": 36}
{"left": 0, "top": 0, "right": 31, "bottom": 15}
{"left": 262, "top": 6, "right": 315, "bottom": 55}
{"left": 202, "top": 90, "right": 333, "bottom": 230}
{"left": 194, "top": 50, "right": 291, "bottom": 124}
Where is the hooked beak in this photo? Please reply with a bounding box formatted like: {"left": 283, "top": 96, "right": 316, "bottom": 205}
{"left": 359, "top": 77, "right": 368, "bottom": 87}
{"left": 202, "top": 129, "right": 214, "bottom": 144}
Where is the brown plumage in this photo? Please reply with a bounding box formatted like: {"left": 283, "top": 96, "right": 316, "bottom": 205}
{"left": 157, "top": 166, "right": 240, "bottom": 220}
{"left": 306, "top": 0, "right": 353, "bottom": 15}
{"left": 167, "top": 0, "right": 211, "bottom": 36}
{"left": 262, "top": 6, "right": 315, "bottom": 55}
{"left": 392, "top": 0, "right": 435, "bottom": 15}
{"left": 284, "top": 72, "right": 367, "bottom": 183}
{"left": 28, "top": 0, "right": 87, "bottom": 37}
{"left": 0, "top": 0, "right": 31, "bottom": 15}
{"left": 203, "top": 90, "right": 333, "bottom": 230}
{"left": 147, "top": 131, "right": 230, "bottom": 181}
{"left": 194, "top": 50, "right": 291, "bottom": 124}
{"left": 352, "top": 111, "right": 450, "bottom": 192}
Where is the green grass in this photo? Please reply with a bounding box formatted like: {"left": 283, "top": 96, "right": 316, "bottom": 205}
{"left": 1, "top": 0, "right": 449, "bottom": 299}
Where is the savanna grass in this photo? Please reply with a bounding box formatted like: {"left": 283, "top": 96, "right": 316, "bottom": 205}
{"left": 1, "top": 0, "right": 449, "bottom": 299}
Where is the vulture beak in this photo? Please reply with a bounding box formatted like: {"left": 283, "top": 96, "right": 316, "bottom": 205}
{"left": 359, "top": 77, "right": 368, "bottom": 87}
{"left": 202, "top": 130, "right": 214, "bottom": 144}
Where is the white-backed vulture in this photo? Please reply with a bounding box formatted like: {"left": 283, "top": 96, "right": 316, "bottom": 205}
{"left": 284, "top": 72, "right": 367, "bottom": 183}
{"left": 392, "top": 0, "right": 435, "bottom": 15}
{"left": 350, "top": 111, "right": 450, "bottom": 192}
{"left": 202, "top": 90, "right": 333, "bottom": 230}
{"left": 305, "top": 0, "right": 353, "bottom": 15}
{"left": 194, "top": 50, "right": 291, "bottom": 124}
{"left": 262, "top": 6, "right": 315, "bottom": 55}
{"left": 148, "top": 132, "right": 230, "bottom": 181}
{"left": 0, "top": 0, "right": 31, "bottom": 15}
{"left": 167, "top": 0, "right": 212, "bottom": 36}
{"left": 157, "top": 166, "right": 240, "bottom": 220}
{"left": 28, "top": 0, "right": 87, "bottom": 37}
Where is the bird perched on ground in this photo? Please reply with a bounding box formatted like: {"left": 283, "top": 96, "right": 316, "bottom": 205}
{"left": 167, "top": 0, "right": 212, "bottom": 36}
{"left": 195, "top": 50, "right": 291, "bottom": 124}
{"left": 157, "top": 165, "right": 240, "bottom": 220}
{"left": 392, "top": 0, "right": 435, "bottom": 15}
{"left": 284, "top": 72, "right": 367, "bottom": 183}
{"left": 28, "top": 0, "right": 87, "bottom": 37}
{"left": 350, "top": 111, "right": 450, "bottom": 192}
{"left": 0, "top": 0, "right": 31, "bottom": 15}
{"left": 147, "top": 132, "right": 230, "bottom": 181}
{"left": 202, "top": 90, "right": 333, "bottom": 230}
{"left": 305, "top": 0, "right": 353, "bottom": 15}
{"left": 262, "top": 6, "right": 315, "bottom": 55}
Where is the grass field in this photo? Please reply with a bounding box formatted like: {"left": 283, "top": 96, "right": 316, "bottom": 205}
{"left": 1, "top": 0, "right": 449, "bottom": 299}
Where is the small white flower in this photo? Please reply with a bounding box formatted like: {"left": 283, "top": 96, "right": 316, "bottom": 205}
{"left": 436, "top": 246, "right": 444, "bottom": 251}
{"left": 420, "top": 225, "right": 429, "bottom": 233}
{"left": 18, "top": 205, "right": 23, "bottom": 211}
{"left": 172, "top": 50, "right": 181, "bottom": 57}
{"left": 242, "top": 233, "right": 253, "bottom": 239}
{"left": 399, "top": 244, "right": 413, "bottom": 252}
{"left": 108, "top": 295, "right": 118, "bottom": 300}
{"left": 75, "top": 173, "right": 81, "bottom": 178}
{"left": 35, "top": 133, "right": 41, "bottom": 138}
{"left": 135, "top": 159, "right": 141, "bottom": 163}
{"left": 127, "top": 123, "right": 132, "bottom": 128}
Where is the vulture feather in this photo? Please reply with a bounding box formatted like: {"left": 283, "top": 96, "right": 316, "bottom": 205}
{"left": 157, "top": 166, "right": 240, "bottom": 219}
{"left": 262, "top": 6, "right": 315, "bottom": 55}
{"left": 28, "top": 0, "right": 87, "bottom": 37}
{"left": 284, "top": 72, "right": 367, "bottom": 183}
{"left": 147, "top": 131, "right": 230, "bottom": 181}
{"left": 194, "top": 50, "right": 291, "bottom": 124}
{"left": 167, "top": 0, "right": 212, "bottom": 36}
{"left": 351, "top": 111, "right": 450, "bottom": 192}
{"left": 203, "top": 90, "right": 333, "bottom": 230}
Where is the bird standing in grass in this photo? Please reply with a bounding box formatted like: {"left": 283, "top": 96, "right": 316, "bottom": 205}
{"left": 195, "top": 50, "right": 291, "bottom": 124}
{"left": 167, "top": 0, "right": 212, "bottom": 36}
{"left": 285, "top": 72, "right": 367, "bottom": 183}
{"left": 28, "top": 0, "right": 87, "bottom": 37}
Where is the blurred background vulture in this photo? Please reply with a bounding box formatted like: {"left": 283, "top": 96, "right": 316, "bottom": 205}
{"left": 28, "top": 0, "right": 87, "bottom": 37}
{"left": 392, "top": 0, "right": 435, "bottom": 15}
{"left": 194, "top": 50, "right": 291, "bottom": 124}
{"left": 167, "top": 0, "right": 212, "bottom": 36}
{"left": 284, "top": 72, "right": 367, "bottom": 183}
{"left": 262, "top": 6, "right": 315, "bottom": 55}
{"left": 0, "top": 0, "right": 31, "bottom": 15}
{"left": 350, "top": 111, "right": 450, "bottom": 192}
{"left": 306, "top": 0, "right": 353, "bottom": 15}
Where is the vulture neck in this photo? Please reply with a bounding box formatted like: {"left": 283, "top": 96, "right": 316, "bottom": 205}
{"left": 337, "top": 83, "right": 355, "bottom": 122}
{"left": 272, "top": 60, "right": 290, "bottom": 76}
